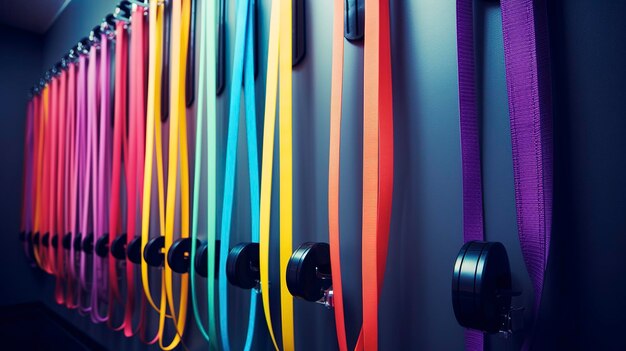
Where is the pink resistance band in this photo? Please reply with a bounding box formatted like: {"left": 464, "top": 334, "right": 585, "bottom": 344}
{"left": 43, "top": 75, "right": 56, "bottom": 276}
{"left": 55, "top": 67, "right": 68, "bottom": 305}
{"left": 108, "top": 18, "right": 128, "bottom": 332}
{"left": 49, "top": 74, "right": 61, "bottom": 278}
{"left": 91, "top": 28, "right": 113, "bottom": 324}
{"left": 84, "top": 36, "right": 109, "bottom": 324}
{"left": 75, "top": 51, "right": 91, "bottom": 315}
{"left": 66, "top": 61, "right": 80, "bottom": 310}
{"left": 124, "top": 6, "right": 156, "bottom": 343}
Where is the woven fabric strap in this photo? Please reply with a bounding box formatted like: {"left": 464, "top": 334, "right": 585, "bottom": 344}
{"left": 456, "top": 1, "right": 553, "bottom": 350}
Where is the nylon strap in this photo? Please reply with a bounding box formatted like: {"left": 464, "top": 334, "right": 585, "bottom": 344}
{"left": 359, "top": 0, "right": 395, "bottom": 349}
{"left": 258, "top": 0, "right": 295, "bottom": 348}
{"left": 218, "top": 0, "right": 259, "bottom": 349}
{"left": 456, "top": 1, "right": 553, "bottom": 350}
{"left": 189, "top": 0, "right": 218, "bottom": 347}
{"left": 328, "top": 0, "right": 346, "bottom": 349}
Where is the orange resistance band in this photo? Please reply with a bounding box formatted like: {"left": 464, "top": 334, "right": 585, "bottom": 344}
{"left": 360, "top": 0, "right": 394, "bottom": 349}
{"left": 329, "top": 0, "right": 395, "bottom": 350}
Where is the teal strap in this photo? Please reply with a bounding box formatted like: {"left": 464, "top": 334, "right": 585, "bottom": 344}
{"left": 218, "top": 0, "right": 259, "bottom": 349}
{"left": 190, "top": 0, "right": 218, "bottom": 349}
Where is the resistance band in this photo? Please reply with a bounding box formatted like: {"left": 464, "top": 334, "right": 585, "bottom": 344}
{"left": 45, "top": 75, "right": 58, "bottom": 279}
{"left": 189, "top": 0, "right": 218, "bottom": 347}
{"left": 20, "top": 97, "right": 35, "bottom": 265}
{"left": 76, "top": 48, "right": 92, "bottom": 315}
{"left": 123, "top": 4, "right": 154, "bottom": 341}
{"left": 259, "top": 0, "right": 295, "bottom": 349}
{"left": 55, "top": 66, "right": 68, "bottom": 306}
{"left": 156, "top": 0, "right": 192, "bottom": 348}
{"left": 456, "top": 1, "right": 553, "bottom": 350}
{"left": 141, "top": 0, "right": 167, "bottom": 319}
{"left": 80, "top": 40, "right": 100, "bottom": 319}
{"left": 108, "top": 17, "right": 129, "bottom": 331}
{"left": 91, "top": 29, "right": 112, "bottom": 323}
{"left": 328, "top": 0, "right": 346, "bottom": 349}
{"left": 328, "top": 0, "right": 395, "bottom": 350}
{"left": 65, "top": 60, "right": 79, "bottom": 310}
{"left": 32, "top": 84, "right": 47, "bottom": 270}
{"left": 360, "top": 0, "right": 394, "bottom": 349}
{"left": 218, "top": 0, "right": 259, "bottom": 349}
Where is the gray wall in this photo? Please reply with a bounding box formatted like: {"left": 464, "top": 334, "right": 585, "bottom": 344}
{"left": 1, "top": 0, "right": 626, "bottom": 350}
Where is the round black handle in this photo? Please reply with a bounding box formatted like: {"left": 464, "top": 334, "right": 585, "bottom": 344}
{"left": 82, "top": 233, "right": 94, "bottom": 254}
{"left": 41, "top": 232, "right": 50, "bottom": 247}
{"left": 51, "top": 234, "right": 58, "bottom": 248}
{"left": 194, "top": 240, "right": 220, "bottom": 278}
{"left": 144, "top": 236, "right": 165, "bottom": 267}
{"left": 286, "top": 242, "right": 332, "bottom": 302}
{"left": 95, "top": 233, "right": 110, "bottom": 257}
{"left": 167, "top": 238, "right": 202, "bottom": 274}
{"left": 451, "top": 241, "right": 512, "bottom": 333}
{"left": 62, "top": 233, "right": 72, "bottom": 250}
{"left": 127, "top": 236, "right": 142, "bottom": 264}
{"left": 73, "top": 233, "right": 83, "bottom": 251}
{"left": 110, "top": 233, "right": 128, "bottom": 260}
{"left": 227, "top": 242, "right": 260, "bottom": 289}
{"left": 32, "top": 232, "right": 40, "bottom": 246}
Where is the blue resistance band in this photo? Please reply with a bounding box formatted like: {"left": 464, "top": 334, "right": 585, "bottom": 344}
{"left": 218, "top": 0, "right": 259, "bottom": 349}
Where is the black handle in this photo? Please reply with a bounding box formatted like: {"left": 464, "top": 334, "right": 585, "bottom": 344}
{"left": 73, "top": 233, "right": 83, "bottom": 251}
{"left": 286, "top": 242, "right": 332, "bottom": 302}
{"left": 167, "top": 238, "right": 202, "bottom": 274}
{"left": 144, "top": 236, "right": 165, "bottom": 267}
{"left": 110, "top": 233, "right": 127, "bottom": 260}
{"left": 127, "top": 236, "right": 142, "bottom": 264}
{"left": 344, "top": 0, "right": 365, "bottom": 41}
{"left": 41, "top": 233, "right": 50, "bottom": 247}
{"left": 452, "top": 241, "right": 513, "bottom": 333}
{"left": 62, "top": 233, "right": 72, "bottom": 250}
{"left": 194, "top": 240, "right": 220, "bottom": 278}
{"left": 227, "top": 242, "right": 260, "bottom": 289}
{"left": 82, "top": 233, "right": 94, "bottom": 254}
{"left": 95, "top": 233, "right": 110, "bottom": 257}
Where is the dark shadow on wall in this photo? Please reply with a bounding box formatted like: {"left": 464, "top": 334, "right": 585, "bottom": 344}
{"left": 535, "top": 0, "right": 626, "bottom": 349}
{"left": 0, "top": 24, "right": 49, "bottom": 307}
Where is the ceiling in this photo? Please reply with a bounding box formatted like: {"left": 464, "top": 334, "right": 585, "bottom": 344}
{"left": 0, "top": 0, "right": 71, "bottom": 34}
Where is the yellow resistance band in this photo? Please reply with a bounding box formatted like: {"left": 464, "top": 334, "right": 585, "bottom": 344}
{"left": 158, "top": 0, "right": 191, "bottom": 349}
{"left": 141, "top": 0, "right": 172, "bottom": 320}
{"left": 259, "top": 0, "right": 294, "bottom": 349}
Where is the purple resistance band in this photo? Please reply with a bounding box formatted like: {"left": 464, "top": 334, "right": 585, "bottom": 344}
{"left": 22, "top": 99, "right": 35, "bottom": 264}
{"left": 456, "top": 0, "right": 553, "bottom": 350}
